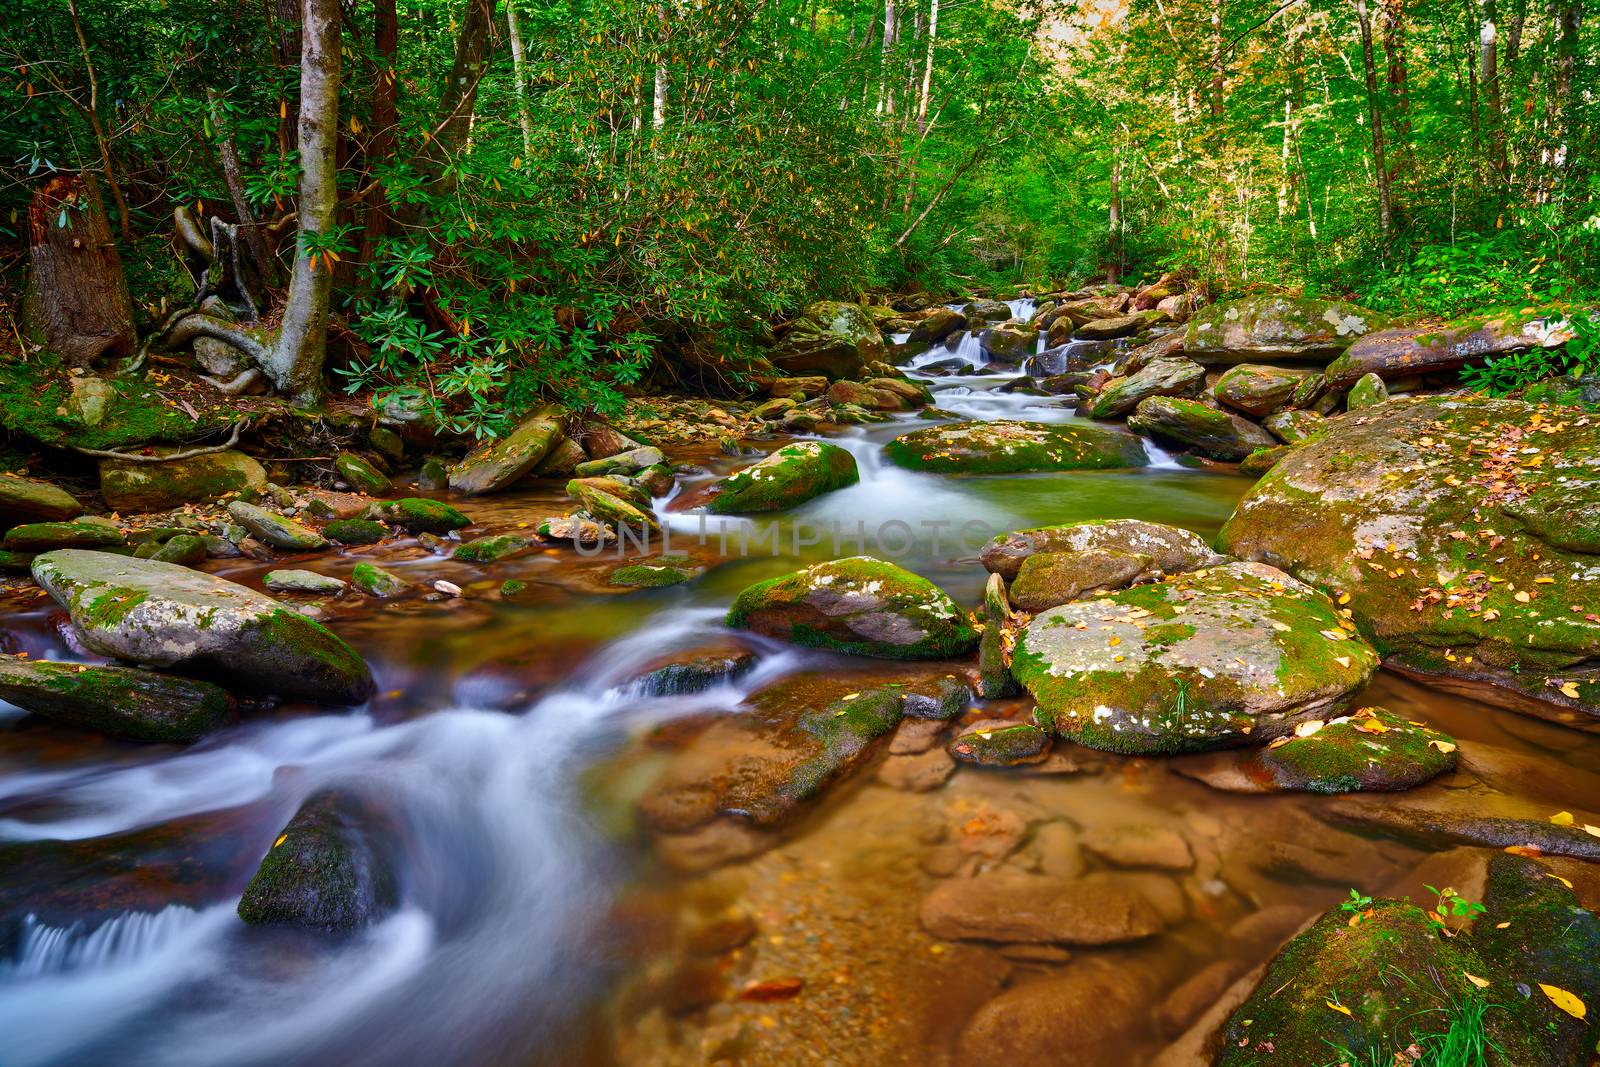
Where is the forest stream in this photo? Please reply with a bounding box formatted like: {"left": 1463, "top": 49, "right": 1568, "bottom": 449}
{"left": 4, "top": 305, "right": 1599, "bottom": 1067}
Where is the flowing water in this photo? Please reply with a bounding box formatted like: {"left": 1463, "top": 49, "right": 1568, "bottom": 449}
{"left": 2, "top": 356, "right": 1595, "bottom": 1066}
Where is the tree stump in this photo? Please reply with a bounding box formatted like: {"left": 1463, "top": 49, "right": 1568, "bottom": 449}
{"left": 24, "top": 172, "right": 136, "bottom": 367}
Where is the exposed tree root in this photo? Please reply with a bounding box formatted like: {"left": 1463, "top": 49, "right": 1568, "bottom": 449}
{"left": 71, "top": 420, "right": 246, "bottom": 462}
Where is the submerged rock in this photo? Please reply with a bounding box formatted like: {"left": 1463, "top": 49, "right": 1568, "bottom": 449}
{"left": 227, "top": 501, "right": 328, "bottom": 551}
{"left": 608, "top": 556, "right": 701, "bottom": 587}
{"left": 450, "top": 534, "right": 535, "bottom": 563}
{"left": 0, "top": 474, "right": 81, "bottom": 526}
{"left": 323, "top": 518, "right": 388, "bottom": 545}
{"left": 97, "top": 450, "right": 266, "bottom": 512}
{"left": 1218, "top": 395, "right": 1600, "bottom": 725}
{"left": 948, "top": 720, "right": 1049, "bottom": 766}
{"left": 769, "top": 301, "right": 886, "bottom": 380}
{"left": 1127, "top": 396, "right": 1276, "bottom": 460}
{"left": 979, "top": 323, "right": 1038, "bottom": 362}
{"left": 574, "top": 446, "right": 665, "bottom": 478}
{"left": 920, "top": 871, "right": 1166, "bottom": 944}
{"left": 567, "top": 478, "right": 659, "bottom": 532}
{"left": 1184, "top": 296, "right": 1383, "bottom": 364}
{"left": 981, "top": 518, "right": 1217, "bottom": 582}
{"left": 630, "top": 646, "right": 757, "bottom": 696}
{"left": 1013, "top": 561, "right": 1378, "bottom": 754}
{"left": 726, "top": 556, "right": 976, "bottom": 659}
{"left": 638, "top": 676, "right": 910, "bottom": 831}
{"left": 448, "top": 411, "right": 565, "bottom": 494}
{"left": 31, "top": 550, "right": 374, "bottom": 705}
{"left": 706, "top": 441, "right": 859, "bottom": 514}
{"left": 885, "top": 420, "right": 1147, "bottom": 474}
{"left": 0, "top": 656, "right": 233, "bottom": 742}
{"left": 237, "top": 790, "right": 399, "bottom": 931}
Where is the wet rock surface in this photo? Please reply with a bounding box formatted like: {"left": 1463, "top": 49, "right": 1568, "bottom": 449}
{"left": 0, "top": 655, "right": 234, "bottom": 741}
{"left": 237, "top": 790, "right": 400, "bottom": 931}
{"left": 885, "top": 420, "right": 1147, "bottom": 474}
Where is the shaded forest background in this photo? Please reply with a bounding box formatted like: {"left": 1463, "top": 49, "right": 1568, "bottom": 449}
{"left": 2, "top": 0, "right": 1596, "bottom": 428}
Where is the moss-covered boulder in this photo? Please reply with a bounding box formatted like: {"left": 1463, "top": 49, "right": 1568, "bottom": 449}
{"left": 574, "top": 445, "right": 664, "bottom": 478}
{"left": 1251, "top": 706, "right": 1458, "bottom": 793}
{"left": 335, "top": 453, "right": 391, "bottom": 494}
{"left": 369, "top": 497, "right": 471, "bottom": 534}
{"left": 769, "top": 301, "right": 886, "bottom": 380}
{"left": 1185, "top": 296, "right": 1384, "bottom": 364}
{"left": 226, "top": 500, "right": 328, "bottom": 551}
{"left": 450, "top": 534, "right": 535, "bottom": 563}
{"left": 909, "top": 307, "right": 966, "bottom": 343}
{"left": 948, "top": 720, "right": 1049, "bottom": 766}
{"left": 31, "top": 550, "right": 374, "bottom": 705}
{"left": 323, "top": 518, "right": 388, "bottom": 545}
{"left": 237, "top": 790, "right": 399, "bottom": 931}
{"left": 1324, "top": 307, "right": 1579, "bottom": 385}
{"left": 609, "top": 556, "right": 701, "bottom": 587}
{"left": 567, "top": 478, "right": 659, "bottom": 532}
{"left": 1, "top": 520, "right": 124, "bottom": 553}
{"left": 977, "top": 574, "right": 1020, "bottom": 699}
{"left": 1127, "top": 396, "right": 1276, "bottom": 460}
{"left": 148, "top": 533, "right": 207, "bottom": 566}
{"left": 963, "top": 299, "right": 1012, "bottom": 323}
{"left": 885, "top": 420, "right": 1147, "bottom": 474}
{"left": 1008, "top": 548, "right": 1153, "bottom": 612}
{"left": 706, "top": 441, "right": 859, "bottom": 514}
{"left": 979, "top": 323, "right": 1039, "bottom": 362}
{"left": 351, "top": 562, "right": 408, "bottom": 598}
{"left": 1262, "top": 408, "right": 1324, "bottom": 443}
{"left": 0, "top": 656, "right": 234, "bottom": 742}
{"left": 1346, "top": 371, "right": 1389, "bottom": 410}
{"left": 629, "top": 646, "right": 757, "bottom": 696}
{"left": 726, "top": 556, "right": 976, "bottom": 659}
{"left": 638, "top": 676, "right": 910, "bottom": 831}
{"left": 1074, "top": 311, "right": 1148, "bottom": 341}
{"left": 1013, "top": 561, "right": 1378, "bottom": 754}
{"left": 0, "top": 474, "right": 81, "bottom": 527}
{"left": 1085, "top": 358, "right": 1206, "bottom": 419}
{"left": 448, "top": 411, "right": 564, "bottom": 494}
{"left": 1218, "top": 395, "right": 1600, "bottom": 724}
{"left": 263, "top": 569, "right": 348, "bottom": 595}
{"left": 98, "top": 449, "right": 267, "bottom": 513}
{"left": 981, "top": 518, "right": 1217, "bottom": 581}
{"left": 1212, "top": 363, "right": 1316, "bottom": 416}
{"left": 1218, "top": 855, "right": 1600, "bottom": 1066}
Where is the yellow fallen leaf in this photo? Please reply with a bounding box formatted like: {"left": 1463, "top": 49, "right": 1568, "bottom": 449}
{"left": 1428, "top": 739, "right": 1457, "bottom": 754}
{"left": 1325, "top": 999, "right": 1352, "bottom": 1016}
{"left": 1334, "top": 655, "right": 1352, "bottom": 668}
{"left": 1267, "top": 736, "right": 1292, "bottom": 749}
{"left": 1337, "top": 591, "right": 1351, "bottom": 605}
{"left": 1354, "top": 718, "right": 1389, "bottom": 734}
{"left": 1539, "top": 984, "right": 1586, "bottom": 1020}
{"left": 1550, "top": 811, "right": 1575, "bottom": 826}
{"left": 1514, "top": 590, "right": 1532, "bottom": 603}
{"left": 1464, "top": 972, "right": 1491, "bottom": 989}
{"left": 272, "top": 833, "right": 288, "bottom": 848}
{"left": 1505, "top": 844, "right": 1543, "bottom": 857}
{"left": 1495, "top": 921, "right": 1511, "bottom": 928}
{"left": 1295, "top": 720, "right": 1325, "bottom": 738}
{"left": 1548, "top": 873, "right": 1574, "bottom": 889}
{"left": 1558, "top": 682, "right": 1581, "bottom": 699}
{"left": 1584, "top": 824, "right": 1600, "bottom": 839}
{"left": 1535, "top": 576, "right": 1555, "bottom": 584}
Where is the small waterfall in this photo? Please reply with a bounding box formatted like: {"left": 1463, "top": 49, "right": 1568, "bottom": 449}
{"left": 3, "top": 908, "right": 211, "bottom": 980}
{"left": 1006, "top": 297, "right": 1036, "bottom": 320}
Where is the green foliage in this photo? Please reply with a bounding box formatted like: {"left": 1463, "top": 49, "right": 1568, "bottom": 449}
{"left": 1461, "top": 310, "right": 1600, "bottom": 396}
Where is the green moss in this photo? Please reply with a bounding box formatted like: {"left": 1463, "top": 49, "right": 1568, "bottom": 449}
{"left": 949, "top": 722, "right": 1048, "bottom": 765}
{"left": 1, "top": 521, "right": 125, "bottom": 553}
{"left": 499, "top": 579, "right": 528, "bottom": 596}
{"left": 1260, "top": 707, "right": 1457, "bottom": 793}
{"left": 451, "top": 535, "right": 534, "bottom": 563}
{"left": 350, "top": 562, "right": 407, "bottom": 598}
{"left": 324, "top": 519, "right": 388, "bottom": 545}
{"left": 372, "top": 498, "right": 471, "bottom": 533}
{"left": 884, "top": 420, "right": 1148, "bottom": 474}
{"left": 608, "top": 561, "right": 698, "bottom": 587}
{"left": 0, "top": 353, "right": 237, "bottom": 450}
{"left": 706, "top": 441, "right": 859, "bottom": 514}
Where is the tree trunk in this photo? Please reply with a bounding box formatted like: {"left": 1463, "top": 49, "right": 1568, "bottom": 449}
{"left": 264, "top": 0, "right": 341, "bottom": 406}
{"left": 207, "top": 89, "right": 277, "bottom": 289}
{"left": 1479, "top": 6, "right": 1508, "bottom": 184}
{"left": 1551, "top": 0, "right": 1582, "bottom": 178}
{"left": 1209, "top": 0, "right": 1225, "bottom": 119}
{"left": 916, "top": 0, "right": 938, "bottom": 133}
{"left": 1354, "top": 0, "right": 1393, "bottom": 240}
{"left": 1107, "top": 149, "right": 1122, "bottom": 284}
{"left": 506, "top": 0, "right": 534, "bottom": 154}
{"left": 432, "top": 0, "right": 497, "bottom": 178}
{"left": 273, "top": 0, "right": 302, "bottom": 151}
{"left": 355, "top": 0, "right": 399, "bottom": 289}
{"left": 878, "top": 0, "right": 897, "bottom": 115}
{"left": 24, "top": 172, "right": 136, "bottom": 368}
{"left": 653, "top": 4, "right": 669, "bottom": 129}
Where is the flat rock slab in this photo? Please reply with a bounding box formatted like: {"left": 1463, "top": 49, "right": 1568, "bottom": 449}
{"left": 0, "top": 474, "right": 81, "bottom": 525}
{"left": 1014, "top": 560, "right": 1378, "bottom": 754}
{"left": 31, "top": 549, "right": 374, "bottom": 705}
{"left": 1184, "top": 296, "right": 1383, "bottom": 364}
{"left": 98, "top": 449, "right": 266, "bottom": 512}
{"left": 1218, "top": 395, "right": 1600, "bottom": 726}
{"left": 982, "top": 518, "right": 1217, "bottom": 581}
{"left": 920, "top": 871, "right": 1167, "bottom": 945}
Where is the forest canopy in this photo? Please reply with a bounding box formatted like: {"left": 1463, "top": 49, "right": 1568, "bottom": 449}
{"left": 2, "top": 0, "right": 1596, "bottom": 429}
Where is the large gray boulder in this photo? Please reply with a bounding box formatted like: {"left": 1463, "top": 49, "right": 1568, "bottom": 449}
{"left": 1185, "top": 296, "right": 1384, "bottom": 364}
{"left": 449, "top": 410, "right": 565, "bottom": 494}
{"left": 0, "top": 474, "right": 81, "bottom": 527}
{"left": 1086, "top": 358, "right": 1206, "bottom": 419}
{"left": 0, "top": 656, "right": 234, "bottom": 742}
{"left": 1324, "top": 307, "right": 1578, "bottom": 385}
{"left": 237, "top": 790, "right": 399, "bottom": 930}
{"left": 981, "top": 519, "right": 1217, "bottom": 581}
{"left": 31, "top": 550, "right": 375, "bottom": 705}
{"left": 98, "top": 450, "right": 266, "bottom": 512}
